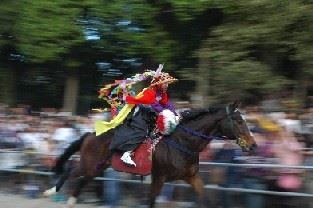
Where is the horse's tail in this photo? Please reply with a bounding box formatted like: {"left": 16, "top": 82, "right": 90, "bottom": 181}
{"left": 53, "top": 132, "right": 90, "bottom": 175}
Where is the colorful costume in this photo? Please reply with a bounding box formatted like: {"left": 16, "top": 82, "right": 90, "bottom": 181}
{"left": 95, "top": 65, "right": 178, "bottom": 166}
{"left": 110, "top": 68, "right": 178, "bottom": 166}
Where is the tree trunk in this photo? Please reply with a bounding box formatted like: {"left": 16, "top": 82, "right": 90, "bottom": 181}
{"left": 193, "top": 49, "right": 210, "bottom": 107}
{"left": 0, "top": 66, "right": 17, "bottom": 106}
{"left": 62, "top": 74, "right": 79, "bottom": 114}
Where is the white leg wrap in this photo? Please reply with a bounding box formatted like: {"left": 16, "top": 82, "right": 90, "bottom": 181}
{"left": 43, "top": 186, "right": 57, "bottom": 197}
{"left": 67, "top": 196, "right": 77, "bottom": 208}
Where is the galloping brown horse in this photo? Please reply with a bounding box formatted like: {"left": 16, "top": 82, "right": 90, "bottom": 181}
{"left": 43, "top": 101, "right": 257, "bottom": 208}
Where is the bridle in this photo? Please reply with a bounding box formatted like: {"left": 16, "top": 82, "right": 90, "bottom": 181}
{"left": 225, "top": 106, "right": 249, "bottom": 150}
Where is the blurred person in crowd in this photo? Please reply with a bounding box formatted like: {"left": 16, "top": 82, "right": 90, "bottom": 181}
{"left": 299, "top": 107, "right": 313, "bottom": 148}
{"left": 0, "top": 117, "right": 25, "bottom": 149}
{"left": 273, "top": 128, "right": 304, "bottom": 192}
{"left": 303, "top": 144, "right": 313, "bottom": 208}
{"left": 276, "top": 112, "right": 302, "bottom": 134}
{"left": 260, "top": 94, "right": 282, "bottom": 113}
{"left": 51, "top": 120, "right": 79, "bottom": 154}
{"left": 208, "top": 140, "right": 243, "bottom": 208}
{"left": 37, "top": 135, "right": 58, "bottom": 170}
{"left": 243, "top": 105, "right": 305, "bottom": 208}
{"left": 259, "top": 118, "right": 305, "bottom": 208}
{"left": 73, "top": 116, "right": 94, "bottom": 135}
{"left": 241, "top": 122, "right": 275, "bottom": 208}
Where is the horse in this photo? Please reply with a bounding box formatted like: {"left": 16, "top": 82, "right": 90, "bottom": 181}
{"left": 43, "top": 101, "right": 257, "bottom": 208}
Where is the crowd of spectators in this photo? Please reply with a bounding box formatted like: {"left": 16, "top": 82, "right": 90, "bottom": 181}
{"left": 0, "top": 98, "right": 312, "bottom": 208}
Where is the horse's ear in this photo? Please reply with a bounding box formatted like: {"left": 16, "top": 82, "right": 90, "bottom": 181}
{"left": 230, "top": 100, "right": 240, "bottom": 111}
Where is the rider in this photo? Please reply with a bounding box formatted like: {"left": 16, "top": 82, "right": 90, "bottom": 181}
{"left": 109, "top": 71, "right": 178, "bottom": 166}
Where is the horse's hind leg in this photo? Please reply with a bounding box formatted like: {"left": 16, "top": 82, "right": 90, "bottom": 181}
{"left": 66, "top": 175, "right": 93, "bottom": 208}
{"left": 150, "top": 175, "right": 166, "bottom": 208}
{"left": 43, "top": 172, "right": 69, "bottom": 197}
{"left": 43, "top": 162, "right": 77, "bottom": 197}
{"left": 66, "top": 166, "right": 108, "bottom": 208}
{"left": 185, "top": 174, "right": 206, "bottom": 207}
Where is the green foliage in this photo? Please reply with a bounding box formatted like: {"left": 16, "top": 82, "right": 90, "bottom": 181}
{"left": 15, "top": 0, "right": 85, "bottom": 62}
{"left": 195, "top": 0, "right": 313, "bottom": 101}
{"left": 166, "top": 0, "right": 218, "bottom": 21}
{"left": 1, "top": 0, "right": 313, "bottom": 107}
{"left": 88, "top": 0, "right": 177, "bottom": 67}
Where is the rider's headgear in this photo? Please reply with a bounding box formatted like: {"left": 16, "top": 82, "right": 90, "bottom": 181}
{"left": 150, "top": 64, "right": 178, "bottom": 87}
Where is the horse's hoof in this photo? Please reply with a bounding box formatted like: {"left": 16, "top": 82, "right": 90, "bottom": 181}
{"left": 43, "top": 186, "right": 56, "bottom": 197}
{"left": 66, "top": 196, "right": 77, "bottom": 208}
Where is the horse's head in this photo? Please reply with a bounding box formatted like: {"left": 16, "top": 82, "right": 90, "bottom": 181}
{"left": 217, "top": 101, "right": 257, "bottom": 153}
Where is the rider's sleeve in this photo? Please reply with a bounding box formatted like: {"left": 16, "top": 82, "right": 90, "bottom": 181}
{"left": 125, "top": 89, "right": 156, "bottom": 104}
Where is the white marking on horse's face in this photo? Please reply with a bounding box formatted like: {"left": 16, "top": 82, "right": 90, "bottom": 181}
{"left": 240, "top": 112, "right": 254, "bottom": 136}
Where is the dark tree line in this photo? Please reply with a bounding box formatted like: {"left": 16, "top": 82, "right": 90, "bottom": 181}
{"left": 1, "top": 0, "right": 312, "bottom": 113}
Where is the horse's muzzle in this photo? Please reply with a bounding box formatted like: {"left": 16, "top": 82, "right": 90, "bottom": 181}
{"left": 249, "top": 143, "right": 258, "bottom": 152}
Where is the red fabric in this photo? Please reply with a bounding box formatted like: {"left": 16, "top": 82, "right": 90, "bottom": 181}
{"left": 125, "top": 88, "right": 169, "bottom": 106}
{"left": 126, "top": 88, "right": 156, "bottom": 104}
{"left": 156, "top": 115, "right": 165, "bottom": 132}
{"left": 111, "top": 141, "right": 152, "bottom": 176}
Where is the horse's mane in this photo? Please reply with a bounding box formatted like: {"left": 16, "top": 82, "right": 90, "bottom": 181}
{"left": 180, "top": 106, "right": 223, "bottom": 123}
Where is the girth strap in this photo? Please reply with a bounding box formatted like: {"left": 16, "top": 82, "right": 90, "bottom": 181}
{"left": 163, "top": 138, "right": 198, "bottom": 156}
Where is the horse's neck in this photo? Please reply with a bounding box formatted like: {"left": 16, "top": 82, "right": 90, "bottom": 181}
{"left": 175, "top": 114, "right": 220, "bottom": 153}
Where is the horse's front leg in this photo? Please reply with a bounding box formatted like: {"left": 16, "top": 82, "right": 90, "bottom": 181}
{"left": 150, "top": 175, "right": 166, "bottom": 208}
{"left": 185, "top": 174, "right": 206, "bottom": 207}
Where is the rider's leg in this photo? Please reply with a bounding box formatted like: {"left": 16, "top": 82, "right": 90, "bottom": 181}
{"left": 120, "top": 150, "right": 136, "bottom": 166}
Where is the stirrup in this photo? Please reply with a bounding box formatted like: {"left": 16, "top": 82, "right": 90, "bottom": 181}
{"left": 121, "top": 152, "right": 136, "bottom": 167}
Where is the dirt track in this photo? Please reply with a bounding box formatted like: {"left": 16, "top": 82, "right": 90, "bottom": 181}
{"left": 0, "top": 193, "right": 98, "bottom": 208}
{"left": 0, "top": 193, "right": 183, "bottom": 208}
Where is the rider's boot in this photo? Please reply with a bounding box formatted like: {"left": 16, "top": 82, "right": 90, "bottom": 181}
{"left": 120, "top": 151, "right": 136, "bottom": 167}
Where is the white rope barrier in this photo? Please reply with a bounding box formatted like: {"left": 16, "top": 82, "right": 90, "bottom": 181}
{"left": 0, "top": 168, "right": 53, "bottom": 176}
{"left": 199, "top": 162, "right": 313, "bottom": 170}
{"left": 0, "top": 168, "right": 312, "bottom": 198}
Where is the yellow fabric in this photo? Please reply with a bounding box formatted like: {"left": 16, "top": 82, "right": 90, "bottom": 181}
{"left": 257, "top": 117, "right": 281, "bottom": 132}
{"left": 95, "top": 104, "right": 135, "bottom": 136}
{"left": 94, "top": 89, "right": 146, "bottom": 136}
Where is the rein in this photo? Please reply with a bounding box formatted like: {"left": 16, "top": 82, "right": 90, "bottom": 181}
{"left": 177, "top": 125, "right": 224, "bottom": 142}
{"left": 163, "top": 125, "right": 223, "bottom": 157}
{"left": 176, "top": 106, "right": 234, "bottom": 142}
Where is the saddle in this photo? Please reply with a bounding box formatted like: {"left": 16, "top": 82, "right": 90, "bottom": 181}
{"left": 111, "top": 139, "right": 152, "bottom": 176}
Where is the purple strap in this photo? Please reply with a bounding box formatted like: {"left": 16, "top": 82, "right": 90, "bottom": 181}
{"left": 151, "top": 90, "right": 177, "bottom": 115}
{"left": 165, "top": 101, "right": 177, "bottom": 115}
{"left": 177, "top": 125, "right": 224, "bottom": 141}
{"left": 151, "top": 102, "right": 164, "bottom": 113}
